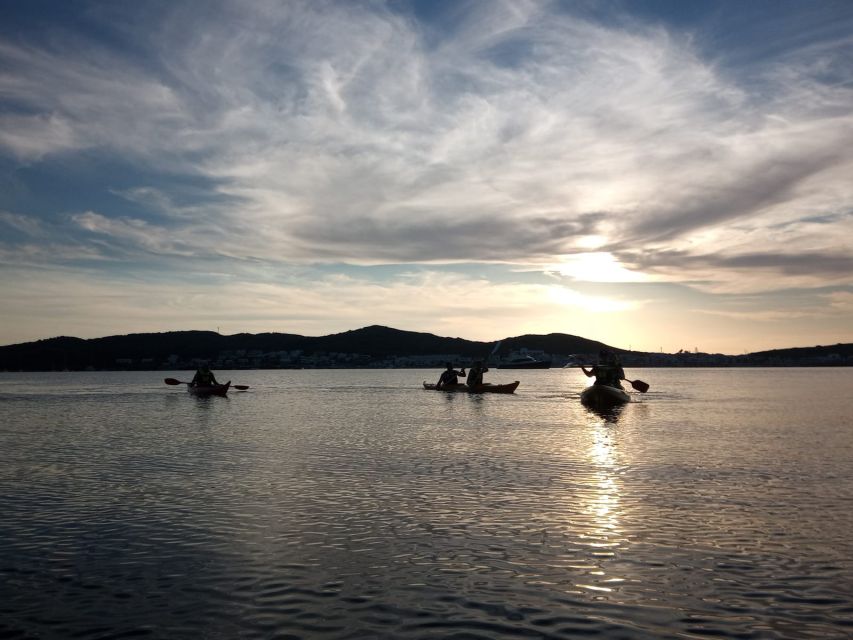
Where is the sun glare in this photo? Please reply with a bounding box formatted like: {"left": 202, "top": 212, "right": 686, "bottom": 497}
{"left": 551, "top": 253, "right": 649, "bottom": 283}
{"left": 547, "top": 286, "right": 634, "bottom": 313}
{"left": 576, "top": 234, "right": 607, "bottom": 250}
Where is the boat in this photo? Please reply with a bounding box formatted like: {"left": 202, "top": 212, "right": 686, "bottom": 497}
{"left": 497, "top": 356, "right": 551, "bottom": 369}
{"left": 187, "top": 381, "right": 231, "bottom": 397}
{"left": 580, "top": 383, "right": 630, "bottom": 408}
{"left": 423, "top": 381, "right": 520, "bottom": 394}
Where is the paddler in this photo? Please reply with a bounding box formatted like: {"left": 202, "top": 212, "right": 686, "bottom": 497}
{"left": 436, "top": 362, "right": 466, "bottom": 389}
{"left": 580, "top": 350, "right": 625, "bottom": 388}
{"left": 466, "top": 360, "right": 489, "bottom": 387}
{"left": 191, "top": 363, "right": 219, "bottom": 386}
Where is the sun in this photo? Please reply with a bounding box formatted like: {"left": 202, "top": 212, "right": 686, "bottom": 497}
{"left": 549, "top": 252, "right": 650, "bottom": 283}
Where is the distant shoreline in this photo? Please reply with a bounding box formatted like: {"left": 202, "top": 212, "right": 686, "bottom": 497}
{"left": 2, "top": 326, "right": 850, "bottom": 371}
{"left": 2, "top": 364, "right": 850, "bottom": 373}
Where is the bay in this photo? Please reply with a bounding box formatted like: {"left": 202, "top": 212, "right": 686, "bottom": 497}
{"left": 1, "top": 368, "right": 852, "bottom": 639}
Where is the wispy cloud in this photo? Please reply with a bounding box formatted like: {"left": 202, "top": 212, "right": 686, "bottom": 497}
{"left": 3, "top": 3, "right": 851, "bottom": 269}
{"left": 0, "top": 38, "right": 185, "bottom": 161}
{"left": 0, "top": 1, "right": 851, "bottom": 349}
{"left": 0, "top": 210, "right": 44, "bottom": 236}
{"left": 0, "top": 264, "right": 640, "bottom": 346}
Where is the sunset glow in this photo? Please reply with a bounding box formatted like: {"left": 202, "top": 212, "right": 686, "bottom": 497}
{"left": 0, "top": 1, "right": 851, "bottom": 352}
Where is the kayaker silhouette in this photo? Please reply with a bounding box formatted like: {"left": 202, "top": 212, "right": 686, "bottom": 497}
{"left": 580, "top": 350, "right": 625, "bottom": 388}
{"left": 466, "top": 360, "right": 489, "bottom": 387}
{"left": 192, "top": 363, "right": 219, "bottom": 386}
{"left": 436, "top": 362, "right": 466, "bottom": 388}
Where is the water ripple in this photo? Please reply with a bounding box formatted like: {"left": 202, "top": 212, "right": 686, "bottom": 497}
{"left": 1, "top": 369, "right": 853, "bottom": 638}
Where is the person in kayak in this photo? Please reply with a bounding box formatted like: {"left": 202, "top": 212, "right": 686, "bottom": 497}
{"left": 580, "top": 351, "right": 625, "bottom": 388}
{"left": 466, "top": 360, "right": 489, "bottom": 387}
{"left": 608, "top": 352, "right": 626, "bottom": 387}
{"left": 436, "top": 362, "right": 466, "bottom": 388}
{"left": 192, "top": 363, "right": 219, "bottom": 386}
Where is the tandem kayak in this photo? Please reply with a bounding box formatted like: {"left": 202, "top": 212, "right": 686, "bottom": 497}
{"left": 580, "top": 383, "right": 630, "bottom": 408}
{"left": 423, "top": 381, "right": 520, "bottom": 394}
{"left": 188, "top": 381, "right": 231, "bottom": 397}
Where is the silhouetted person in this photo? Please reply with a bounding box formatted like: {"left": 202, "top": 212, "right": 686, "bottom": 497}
{"left": 437, "top": 362, "right": 466, "bottom": 388}
{"left": 192, "top": 363, "right": 219, "bottom": 386}
{"left": 580, "top": 350, "right": 624, "bottom": 388}
{"left": 466, "top": 361, "right": 489, "bottom": 387}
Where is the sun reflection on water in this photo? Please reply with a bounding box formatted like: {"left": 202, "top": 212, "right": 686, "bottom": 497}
{"left": 576, "top": 412, "right": 626, "bottom": 594}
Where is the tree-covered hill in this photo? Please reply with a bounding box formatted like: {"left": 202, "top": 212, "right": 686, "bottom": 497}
{"left": 0, "top": 325, "right": 617, "bottom": 371}
{"left": 0, "top": 326, "right": 849, "bottom": 370}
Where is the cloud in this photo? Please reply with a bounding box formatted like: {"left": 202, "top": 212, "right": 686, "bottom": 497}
{"left": 618, "top": 129, "right": 851, "bottom": 244}
{"left": 0, "top": 113, "right": 79, "bottom": 161}
{"left": 0, "top": 38, "right": 186, "bottom": 162}
{"left": 0, "top": 241, "right": 107, "bottom": 265}
{"left": 696, "top": 308, "right": 821, "bottom": 322}
{"left": 0, "top": 264, "right": 640, "bottom": 345}
{"left": 71, "top": 211, "right": 189, "bottom": 254}
{"left": 824, "top": 290, "right": 853, "bottom": 312}
{"left": 2, "top": 3, "right": 851, "bottom": 271}
{"left": 0, "top": 1, "right": 851, "bottom": 350}
{"left": 289, "top": 210, "right": 599, "bottom": 263}
{"left": 0, "top": 211, "right": 44, "bottom": 236}
{"left": 617, "top": 246, "right": 853, "bottom": 294}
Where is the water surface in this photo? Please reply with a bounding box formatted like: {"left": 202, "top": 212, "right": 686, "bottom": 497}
{"left": 2, "top": 368, "right": 852, "bottom": 638}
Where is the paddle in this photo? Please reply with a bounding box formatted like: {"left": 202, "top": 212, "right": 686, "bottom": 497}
{"left": 487, "top": 340, "right": 502, "bottom": 364}
{"left": 626, "top": 379, "right": 649, "bottom": 393}
{"left": 471, "top": 340, "right": 501, "bottom": 381}
{"left": 570, "top": 366, "right": 649, "bottom": 393}
{"left": 164, "top": 378, "right": 249, "bottom": 391}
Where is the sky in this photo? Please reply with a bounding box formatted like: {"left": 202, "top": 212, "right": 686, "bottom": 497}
{"left": 1, "top": 0, "right": 851, "bottom": 354}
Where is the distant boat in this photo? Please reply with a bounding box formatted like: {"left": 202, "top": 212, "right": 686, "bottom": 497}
{"left": 497, "top": 355, "right": 551, "bottom": 369}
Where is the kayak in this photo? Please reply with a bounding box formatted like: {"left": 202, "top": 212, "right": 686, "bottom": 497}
{"left": 188, "top": 381, "right": 231, "bottom": 397}
{"left": 423, "top": 381, "right": 520, "bottom": 394}
{"left": 580, "top": 383, "right": 630, "bottom": 408}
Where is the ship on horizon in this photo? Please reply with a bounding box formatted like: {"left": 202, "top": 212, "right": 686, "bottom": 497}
{"left": 496, "top": 348, "right": 552, "bottom": 369}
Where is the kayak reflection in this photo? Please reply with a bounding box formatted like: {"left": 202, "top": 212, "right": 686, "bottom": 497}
{"left": 584, "top": 401, "right": 624, "bottom": 424}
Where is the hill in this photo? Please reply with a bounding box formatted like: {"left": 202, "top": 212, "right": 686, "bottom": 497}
{"left": 0, "top": 327, "right": 849, "bottom": 370}
{"left": 0, "top": 325, "right": 614, "bottom": 371}
{"left": 745, "top": 343, "right": 853, "bottom": 365}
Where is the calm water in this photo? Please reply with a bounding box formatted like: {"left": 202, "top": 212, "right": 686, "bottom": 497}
{"left": 1, "top": 368, "right": 852, "bottom": 639}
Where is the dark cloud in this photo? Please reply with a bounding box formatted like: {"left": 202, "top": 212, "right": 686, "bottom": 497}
{"left": 620, "top": 148, "right": 848, "bottom": 245}
{"left": 619, "top": 247, "right": 853, "bottom": 278}
{"left": 721, "top": 251, "right": 853, "bottom": 276}
{"left": 290, "top": 211, "right": 601, "bottom": 263}
{"left": 772, "top": 211, "right": 851, "bottom": 229}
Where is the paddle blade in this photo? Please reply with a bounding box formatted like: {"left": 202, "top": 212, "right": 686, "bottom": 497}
{"left": 233, "top": 385, "right": 249, "bottom": 391}
{"left": 630, "top": 379, "right": 649, "bottom": 393}
{"left": 164, "top": 378, "right": 183, "bottom": 385}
